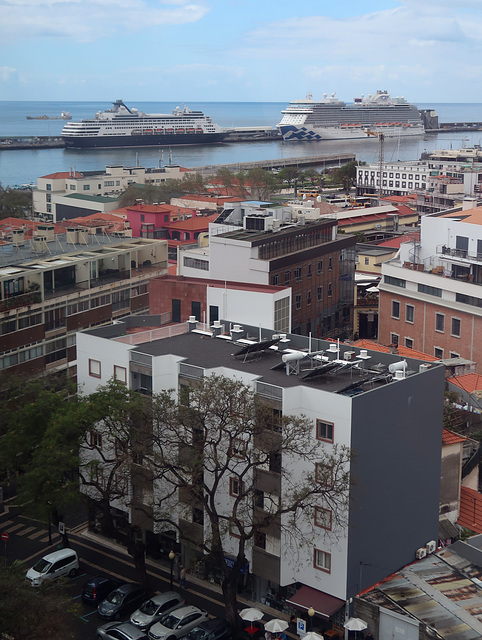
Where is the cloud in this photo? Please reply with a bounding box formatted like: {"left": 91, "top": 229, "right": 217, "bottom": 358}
{"left": 0, "top": 66, "right": 17, "bottom": 81}
{"left": 0, "top": 0, "right": 210, "bottom": 43}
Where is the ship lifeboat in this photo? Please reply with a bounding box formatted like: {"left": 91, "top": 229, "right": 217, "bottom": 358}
{"left": 166, "top": 128, "right": 174, "bottom": 132}
{"left": 196, "top": 128, "right": 203, "bottom": 133}
{"left": 176, "top": 128, "right": 185, "bottom": 134}
{"left": 143, "top": 129, "right": 153, "bottom": 134}
{"left": 403, "top": 124, "right": 410, "bottom": 127}
{"left": 348, "top": 124, "right": 355, "bottom": 127}
{"left": 341, "top": 124, "right": 348, "bottom": 128}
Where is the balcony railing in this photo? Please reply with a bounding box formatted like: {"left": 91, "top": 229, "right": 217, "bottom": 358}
{"left": 0, "top": 290, "right": 41, "bottom": 312}
{"left": 436, "top": 245, "right": 482, "bottom": 264}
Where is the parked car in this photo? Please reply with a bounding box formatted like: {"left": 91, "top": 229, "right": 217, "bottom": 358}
{"left": 185, "top": 618, "right": 232, "bottom": 640}
{"left": 148, "top": 605, "right": 209, "bottom": 640}
{"left": 97, "top": 620, "right": 149, "bottom": 640}
{"left": 82, "top": 576, "right": 121, "bottom": 604}
{"left": 130, "top": 592, "right": 186, "bottom": 630}
{"left": 98, "top": 583, "right": 148, "bottom": 620}
{"left": 26, "top": 548, "right": 79, "bottom": 587}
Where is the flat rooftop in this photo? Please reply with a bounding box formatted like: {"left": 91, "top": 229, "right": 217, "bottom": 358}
{"left": 87, "top": 318, "right": 441, "bottom": 397}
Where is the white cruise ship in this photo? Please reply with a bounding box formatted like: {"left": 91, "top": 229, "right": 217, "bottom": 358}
{"left": 61, "top": 100, "right": 229, "bottom": 149}
{"left": 277, "top": 90, "right": 425, "bottom": 141}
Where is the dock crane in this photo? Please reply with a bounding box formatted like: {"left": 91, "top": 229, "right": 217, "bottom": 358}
{"left": 366, "top": 130, "right": 385, "bottom": 200}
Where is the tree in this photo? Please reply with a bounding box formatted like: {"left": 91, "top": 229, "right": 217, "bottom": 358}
{"left": 332, "top": 161, "right": 358, "bottom": 192}
{"left": 277, "top": 166, "right": 299, "bottom": 190}
{"left": 148, "top": 375, "right": 352, "bottom": 630}
{"left": 244, "top": 168, "right": 280, "bottom": 200}
{"left": 0, "top": 560, "right": 76, "bottom": 639}
{"left": 0, "top": 184, "right": 32, "bottom": 220}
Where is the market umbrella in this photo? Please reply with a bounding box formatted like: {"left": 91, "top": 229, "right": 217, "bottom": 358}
{"left": 302, "top": 633, "right": 325, "bottom": 640}
{"left": 264, "top": 619, "right": 289, "bottom": 633}
{"left": 240, "top": 608, "right": 264, "bottom": 635}
{"left": 344, "top": 618, "right": 368, "bottom": 631}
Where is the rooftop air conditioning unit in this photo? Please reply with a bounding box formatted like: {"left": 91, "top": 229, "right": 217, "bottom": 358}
{"left": 426, "top": 540, "right": 436, "bottom": 554}
{"left": 394, "top": 370, "right": 405, "bottom": 380}
{"left": 344, "top": 351, "right": 356, "bottom": 361}
{"left": 416, "top": 548, "right": 427, "bottom": 560}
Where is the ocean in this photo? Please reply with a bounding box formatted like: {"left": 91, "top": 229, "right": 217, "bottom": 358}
{"left": 1, "top": 100, "right": 482, "bottom": 188}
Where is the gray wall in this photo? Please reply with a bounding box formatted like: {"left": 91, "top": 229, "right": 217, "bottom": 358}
{"left": 347, "top": 364, "right": 445, "bottom": 598}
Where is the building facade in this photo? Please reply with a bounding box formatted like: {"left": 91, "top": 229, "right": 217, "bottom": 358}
{"left": 77, "top": 317, "right": 444, "bottom": 633}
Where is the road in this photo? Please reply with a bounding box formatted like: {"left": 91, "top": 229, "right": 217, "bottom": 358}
{"left": 0, "top": 498, "right": 259, "bottom": 640}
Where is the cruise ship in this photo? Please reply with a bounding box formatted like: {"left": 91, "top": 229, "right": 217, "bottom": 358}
{"left": 61, "top": 100, "right": 230, "bottom": 149}
{"left": 277, "top": 90, "right": 425, "bottom": 141}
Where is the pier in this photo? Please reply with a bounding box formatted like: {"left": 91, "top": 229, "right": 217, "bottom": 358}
{"left": 192, "top": 153, "right": 356, "bottom": 175}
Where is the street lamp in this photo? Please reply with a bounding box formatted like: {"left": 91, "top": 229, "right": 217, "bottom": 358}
{"left": 169, "top": 550, "right": 175, "bottom": 590}
{"left": 308, "top": 606, "right": 315, "bottom": 631}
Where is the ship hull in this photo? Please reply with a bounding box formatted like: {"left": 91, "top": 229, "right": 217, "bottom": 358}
{"left": 62, "top": 132, "right": 228, "bottom": 149}
{"left": 278, "top": 124, "right": 424, "bottom": 141}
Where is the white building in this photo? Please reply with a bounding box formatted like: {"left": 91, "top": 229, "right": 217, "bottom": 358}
{"left": 77, "top": 317, "right": 444, "bottom": 631}
{"left": 356, "top": 160, "right": 429, "bottom": 196}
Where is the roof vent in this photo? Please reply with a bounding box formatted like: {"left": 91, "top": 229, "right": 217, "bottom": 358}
{"left": 389, "top": 360, "right": 407, "bottom": 374}
{"left": 419, "top": 363, "right": 431, "bottom": 372}
{"left": 327, "top": 343, "right": 338, "bottom": 353}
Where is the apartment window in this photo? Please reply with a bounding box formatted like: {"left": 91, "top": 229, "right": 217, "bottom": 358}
{"left": 435, "top": 313, "right": 445, "bottom": 333}
{"left": 315, "top": 463, "right": 333, "bottom": 488}
{"left": 317, "top": 286, "right": 323, "bottom": 301}
{"left": 114, "top": 365, "right": 127, "bottom": 385}
{"left": 328, "top": 257, "right": 332, "bottom": 270}
{"left": 405, "top": 304, "right": 414, "bottom": 323}
{"left": 272, "top": 274, "right": 279, "bottom": 286}
{"left": 294, "top": 267, "right": 302, "bottom": 281}
{"left": 230, "top": 477, "right": 244, "bottom": 497}
{"left": 229, "top": 438, "right": 247, "bottom": 459}
{"left": 451, "top": 317, "right": 461, "bottom": 338}
{"left": 450, "top": 352, "right": 460, "bottom": 359}
{"left": 418, "top": 284, "right": 442, "bottom": 297}
{"left": 307, "top": 290, "right": 312, "bottom": 306}
{"left": 434, "top": 347, "right": 444, "bottom": 359}
{"left": 315, "top": 507, "right": 332, "bottom": 531}
{"left": 364, "top": 257, "right": 369, "bottom": 266}
{"left": 254, "top": 530, "right": 266, "bottom": 549}
{"left": 317, "top": 260, "right": 323, "bottom": 273}
{"left": 405, "top": 337, "right": 414, "bottom": 349}
{"left": 391, "top": 300, "right": 400, "bottom": 319}
{"left": 89, "top": 358, "right": 101, "bottom": 378}
{"left": 140, "top": 214, "right": 145, "bottom": 222}
{"left": 269, "top": 452, "right": 282, "bottom": 474}
{"left": 307, "top": 264, "right": 312, "bottom": 278}
{"left": 295, "top": 294, "right": 301, "bottom": 310}
{"left": 314, "top": 549, "right": 331, "bottom": 573}
{"left": 316, "top": 420, "right": 334, "bottom": 443}
{"left": 193, "top": 508, "right": 204, "bottom": 526}
{"left": 83, "top": 184, "right": 90, "bottom": 191}
{"left": 284, "top": 271, "right": 291, "bottom": 284}
{"left": 90, "top": 431, "right": 102, "bottom": 448}
{"left": 390, "top": 333, "right": 399, "bottom": 346}
{"left": 327, "top": 283, "right": 332, "bottom": 297}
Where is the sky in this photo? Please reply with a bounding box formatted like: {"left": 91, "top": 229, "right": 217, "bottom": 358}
{"left": 2, "top": 0, "right": 482, "bottom": 103}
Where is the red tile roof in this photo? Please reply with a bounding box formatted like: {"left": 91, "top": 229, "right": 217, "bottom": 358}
{"left": 458, "top": 486, "right": 482, "bottom": 533}
{"left": 170, "top": 213, "right": 218, "bottom": 231}
{"left": 352, "top": 339, "right": 439, "bottom": 361}
{"left": 39, "top": 171, "right": 83, "bottom": 179}
{"left": 0, "top": 218, "right": 65, "bottom": 238}
{"left": 447, "top": 374, "right": 482, "bottom": 393}
{"left": 376, "top": 231, "right": 420, "bottom": 249}
{"left": 442, "top": 429, "right": 466, "bottom": 445}
{"left": 179, "top": 195, "right": 243, "bottom": 204}
{"left": 381, "top": 194, "right": 417, "bottom": 203}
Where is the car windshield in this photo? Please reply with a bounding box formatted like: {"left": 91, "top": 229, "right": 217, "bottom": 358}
{"left": 187, "top": 626, "right": 207, "bottom": 640}
{"left": 107, "top": 591, "right": 124, "bottom": 605}
{"left": 140, "top": 599, "right": 158, "bottom": 615}
{"left": 160, "top": 613, "right": 181, "bottom": 629}
{"left": 32, "top": 559, "right": 51, "bottom": 574}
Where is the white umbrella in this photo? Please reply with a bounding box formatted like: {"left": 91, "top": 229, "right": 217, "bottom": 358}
{"left": 240, "top": 608, "right": 264, "bottom": 622}
{"left": 264, "top": 619, "right": 289, "bottom": 633}
{"left": 302, "top": 633, "right": 325, "bottom": 640}
{"left": 344, "top": 618, "right": 368, "bottom": 631}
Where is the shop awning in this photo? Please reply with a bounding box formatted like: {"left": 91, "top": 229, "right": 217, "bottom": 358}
{"left": 286, "top": 585, "right": 345, "bottom": 619}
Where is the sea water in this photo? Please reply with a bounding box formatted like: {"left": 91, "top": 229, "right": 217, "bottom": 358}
{"left": 1, "top": 100, "right": 482, "bottom": 188}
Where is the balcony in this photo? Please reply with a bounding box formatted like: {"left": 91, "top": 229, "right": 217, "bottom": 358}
{"left": 0, "top": 290, "right": 41, "bottom": 312}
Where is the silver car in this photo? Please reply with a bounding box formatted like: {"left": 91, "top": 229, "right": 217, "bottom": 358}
{"left": 97, "top": 620, "right": 149, "bottom": 640}
{"left": 148, "top": 605, "right": 209, "bottom": 640}
{"left": 130, "top": 592, "right": 186, "bottom": 631}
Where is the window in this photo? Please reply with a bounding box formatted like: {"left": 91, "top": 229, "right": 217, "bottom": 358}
{"left": 83, "top": 184, "right": 90, "bottom": 191}
{"left": 434, "top": 347, "right": 444, "bottom": 359}
{"left": 364, "top": 257, "right": 369, "bottom": 266}
{"left": 230, "top": 477, "right": 244, "bottom": 497}
{"left": 317, "top": 286, "right": 323, "bottom": 301}
{"left": 418, "top": 284, "right": 442, "bottom": 297}
{"left": 327, "top": 283, "right": 332, "bottom": 297}
{"left": 435, "top": 313, "right": 445, "bottom": 333}
{"left": 90, "top": 431, "right": 102, "bottom": 448}
{"left": 405, "top": 304, "right": 414, "bottom": 323}
{"left": 284, "top": 271, "right": 291, "bottom": 284}
{"left": 295, "top": 294, "right": 301, "bottom": 310}
{"left": 317, "top": 260, "right": 323, "bottom": 274}
{"left": 307, "top": 264, "right": 312, "bottom": 278}
{"left": 314, "top": 549, "right": 331, "bottom": 573}
{"left": 385, "top": 275, "right": 406, "bottom": 288}
{"left": 450, "top": 352, "right": 460, "bottom": 359}
{"left": 405, "top": 337, "right": 413, "bottom": 349}
{"left": 89, "top": 359, "right": 101, "bottom": 378}
{"left": 390, "top": 333, "right": 399, "bottom": 346}
{"left": 316, "top": 420, "right": 334, "bottom": 443}
{"left": 328, "top": 257, "right": 332, "bottom": 271}
{"left": 391, "top": 300, "right": 400, "bottom": 319}
{"left": 114, "top": 365, "right": 127, "bottom": 385}
{"left": 294, "top": 267, "right": 302, "bottom": 281}
{"left": 315, "top": 507, "right": 332, "bottom": 530}
{"left": 272, "top": 274, "right": 279, "bottom": 286}
{"left": 254, "top": 530, "right": 266, "bottom": 549}
{"left": 307, "top": 290, "right": 312, "bottom": 306}
{"left": 193, "top": 508, "right": 204, "bottom": 525}
{"left": 315, "top": 463, "right": 333, "bottom": 488}
{"left": 451, "top": 317, "right": 461, "bottom": 337}
{"left": 269, "top": 452, "right": 282, "bottom": 474}
{"left": 229, "top": 438, "right": 246, "bottom": 459}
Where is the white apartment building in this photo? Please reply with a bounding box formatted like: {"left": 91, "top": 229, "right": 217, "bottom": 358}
{"left": 77, "top": 317, "right": 444, "bottom": 633}
{"left": 356, "top": 160, "right": 429, "bottom": 197}
{"left": 33, "top": 164, "right": 186, "bottom": 221}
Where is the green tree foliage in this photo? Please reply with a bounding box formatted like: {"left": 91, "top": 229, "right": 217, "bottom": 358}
{"left": 0, "top": 560, "right": 75, "bottom": 640}
{"left": 148, "top": 374, "right": 352, "bottom": 629}
{"left": 117, "top": 172, "right": 206, "bottom": 208}
{"left": 331, "top": 161, "right": 359, "bottom": 191}
{"left": 277, "top": 166, "right": 299, "bottom": 187}
{"left": 0, "top": 184, "right": 31, "bottom": 220}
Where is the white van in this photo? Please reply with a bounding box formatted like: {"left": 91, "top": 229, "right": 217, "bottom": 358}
{"left": 26, "top": 548, "right": 79, "bottom": 587}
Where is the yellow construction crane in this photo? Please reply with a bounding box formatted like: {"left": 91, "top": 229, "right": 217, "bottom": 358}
{"left": 366, "top": 130, "right": 385, "bottom": 200}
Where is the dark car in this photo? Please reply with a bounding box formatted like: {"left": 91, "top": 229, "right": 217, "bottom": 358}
{"left": 82, "top": 576, "right": 121, "bottom": 604}
{"left": 98, "top": 583, "right": 148, "bottom": 620}
{"left": 97, "top": 620, "right": 149, "bottom": 640}
{"left": 185, "top": 618, "right": 232, "bottom": 640}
